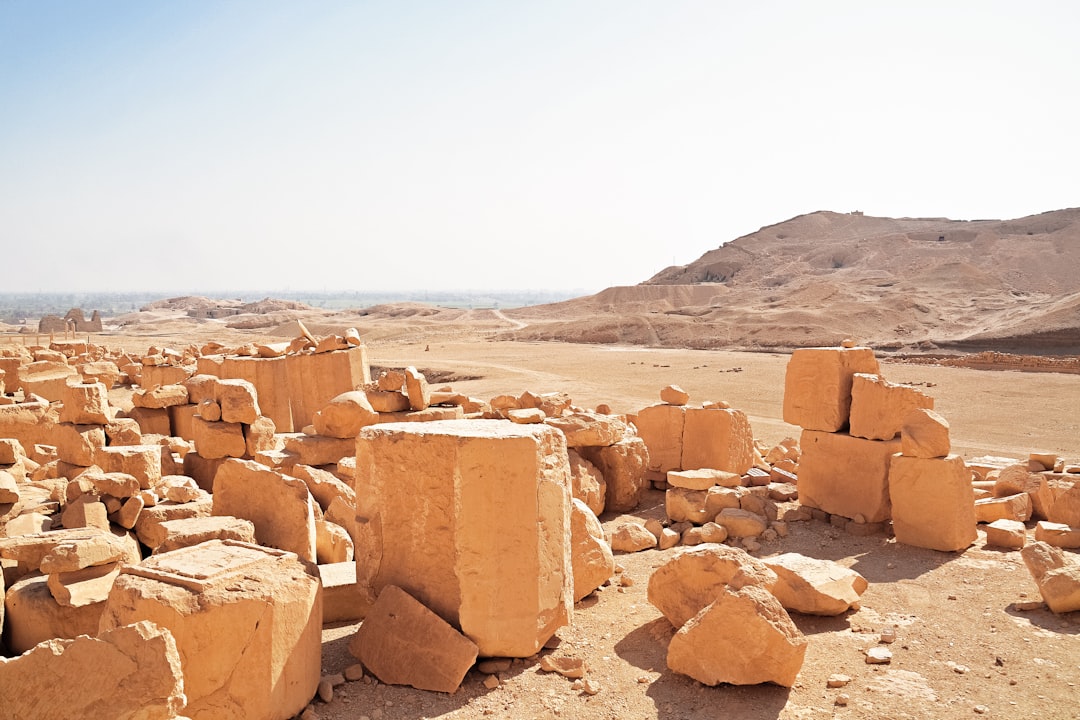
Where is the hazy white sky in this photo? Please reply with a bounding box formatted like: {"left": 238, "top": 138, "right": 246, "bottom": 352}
{"left": 1, "top": 1, "right": 1077, "bottom": 294}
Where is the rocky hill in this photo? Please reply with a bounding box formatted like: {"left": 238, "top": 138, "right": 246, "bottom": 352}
{"left": 504, "top": 208, "right": 1080, "bottom": 353}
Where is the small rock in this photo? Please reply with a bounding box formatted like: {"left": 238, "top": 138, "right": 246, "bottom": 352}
{"left": 865, "top": 647, "right": 892, "bottom": 664}
{"left": 974, "top": 705, "right": 989, "bottom": 714}
{"left": 344, "top": 664, "right": 365, "bottom": 682}
{"left": 326, "top": 673, "right": 346, "bottom": 687}
{"left": 483, "top": 674, "right": 500, "bottom": 689}
{"left": 540, "top": 655, "right": 586, "bottom": 679}
{"left": 570, "top": 679, "right": 583, "bottom": 691}
{"left": 301, "top": 707, "right": 320, "bottom": 720}
{"left": 581, "top": 679, "right": 601, "bottom": 695}
{"left": 477, "top": 659, "right": 513, "bottom": 674}
{"left": 317, "top": 678, "right": 333, "bottom": 703}
{"left": 827, "top": 673, "right": 852, "bottom": 688}
{"left": 619, "top": 575, "right": 634, "bottom": 587}
{"left": 835, "top": 693, "right": 850, "bottom": 706}
{"left": 880, "top": 626, "right": 897, "bottom": 643}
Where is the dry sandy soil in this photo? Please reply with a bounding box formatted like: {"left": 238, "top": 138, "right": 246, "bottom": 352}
{"left": 70, "top": 314, "right": 1080, "bottom": 720}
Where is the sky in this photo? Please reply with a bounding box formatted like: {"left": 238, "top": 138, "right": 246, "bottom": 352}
{"left": 1, "top": 1, "right": 1078, "bottom": 295}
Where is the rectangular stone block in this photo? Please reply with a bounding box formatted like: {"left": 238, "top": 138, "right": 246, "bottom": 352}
{"left": 888, "top": 454, "right": 977, "bottom": 551}
{"left": 95, "top": 444, "right": 163, "bottom": 489}
{"left": 127, "top": 406, "right": 172, "bottom": 436}
{"left": 681, "top": 407, "right": 755, "bottom": 474}
{"left": 139, "top": 363, "right": 190, "bottom": 390}
{"left": 169, "top": 403, "right": 200, "bottom": 441}
{"left": 633, "top": 403, "right": 686, "bottom": 474}
{"left": 191, "top": 416, "right": 247, "bottom": 460}
{"left": 798, "top": 430, "right": 900, "bottom": 523}
{"left": 849, "top": 373, "right": 934, "bottom": 441}
{"left": 212, "top": 458, "right": 317, "bottom": 563}
{"left": 355, "top": 419, "right": 572, "bottom": 657}
{"left": 100, "top": 540, "right": 322, "bottom": 720}
{"left": 783, "top": 347, "right": 880, "bottom": 432}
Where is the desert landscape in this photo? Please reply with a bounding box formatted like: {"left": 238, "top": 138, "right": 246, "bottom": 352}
{"left": 2, "top": 208, "right": 1079, "bottom": 720}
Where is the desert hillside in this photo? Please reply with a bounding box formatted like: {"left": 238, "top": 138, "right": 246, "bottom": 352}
{"left": 504, "top": 208, "right": 1080, "bottom": 353}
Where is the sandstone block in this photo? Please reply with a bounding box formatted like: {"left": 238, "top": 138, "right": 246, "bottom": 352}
{"left": 60, "top": 495, "right": 110, "bottom": 530}
{"left": 579, "top": 436, "right": 649, "bottom": 513}
{"left": 681, "top": 406, "right": 755, "bottom": 474}
{"left": 319, "top": 561, "right": 370, "bottom": 624}
{"left": 288, "top": 463, "right": 357, "bottom": 513}
{"left": 667, "top": 584, "right": 808, "bottom": 687}
{"left": 1034, "top": 521, "right": 1080, "bottom": 549}
{"left": 798, "top": 430, "right": 900, "bottom": 523}
{"left": 889, "top": 454, "right": 978, "bottom": 552}
{"left": 714, "top": 508, "right": 768, "bottom": 538}
{"left": 212, "top": 458, "right": 317, "bottom": 563}
{"left": 975, "top": 493, "right": 1033, "bottom": 523}
{"left": 705, "top": 486, "right": 744, "bottom": 517}
{"left": 403, "top": 366, "right": 431, "bottom": 411}
{"left": 3, "top": 572, "right": 106, "bottom": 653}
{"left": 95, "top": 444, "right": 162, "bottom": 489}
{"left": 0, "top": 468, "right": 18, "bottom": 504}
{"left": 984, "top": 519, "right": 1027, "bottom": 549}
{"left": 348, "top": 584, "right": 478, "bottom": 693}
{"left": 54, "top": 423, "right": 106, "bottom": 467}
{"left": 668, "top": 467, "right": 742, "bottom": 490}
{"left": 154, "top": 515, "right": 257, "bottom": 554}
{"left": 1047, "top": 481, "right": 1080, "bottom": 527}
{"left": 134, "top": 496, "right": 214, "bottom": 549}
{"left": 355, "top": 419, "right": 572, "bottom": 657}
{"left": 283, "top": 434, "right": 355, "bottom": 466}
{"left": 763, "top": 553, "right": 868, "bottom": 615}
{"left": 0, "top": 620, "right": 186, "bottom": 720}
{"left": 634, "top": 403, "right": 685, "bottom": 474}
{"left": 1020, "top": 541, "right": 1080, "bottom": 613}
{"left": 782, "top": 346, "right": 880, "bottom": 432}
{"left": 366, "top": 389, "right": 411, "bottom": 412}
{"left": 101, "top": 540, "right": 322, "bottom": 720}
{"left": 570, "top": 499, "right": 614, "bottom": 600}
{"left": 215, "top": 378, "right": 261, "bottom": 424}
{"left": 127, "top": 406, "right": 172, "bottom": 436}
{"left": 568, "top": 449, "right": 606, "bottom": 517}
{"left": 47, "top": 561, "right": 122, "bottom": 607}
{"left": 0, "top": 437, "right": 27, "bottom": 465}
{"left": 132, "top": 384, "right": 189, "bottom": 409}
{"left": 647, "top": 544, "right": 778, "bottom": 629}
{"left": 191, "top": 416, "right": 247, "bottom": 459}
{"left": 311, "top": 390, "right": 378, "bottom": 438}
{"left": 545, "top": 411, "right": 630, "bottom": 447}
{"left": 848, "top": 373, "right": 933, "bottom": 441}
{"left": 900, "top": 408, "right": 951, "bottom": 459}
{"left": 315, "top": 519, "right": 354, "bottom": 564}
{"left": 59, "top": 382, "right": 113, "bottom": 424}
{"left": 665, "top": 487, "right": 710, "bottom": 524}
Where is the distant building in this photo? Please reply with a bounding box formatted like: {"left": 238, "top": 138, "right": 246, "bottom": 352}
{"left": 38, "top": 308, "right": 103, "bottom": 334}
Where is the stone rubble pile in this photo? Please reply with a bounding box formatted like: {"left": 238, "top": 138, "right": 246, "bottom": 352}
{"left": 0, "top": 334, "right": 1078, "bottom": 717}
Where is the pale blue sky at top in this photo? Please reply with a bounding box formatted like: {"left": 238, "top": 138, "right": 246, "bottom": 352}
{"left": 1, "top": 1, "right": 1077, "bottom": 294}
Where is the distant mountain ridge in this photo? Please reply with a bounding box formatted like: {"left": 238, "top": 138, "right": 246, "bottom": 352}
{"left": 505, "top": 208, "right": 1080, "bottom": 353}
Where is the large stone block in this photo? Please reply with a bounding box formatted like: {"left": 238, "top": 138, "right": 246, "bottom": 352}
{"left": 212, "top": 458, "right": 317, "bottom": 563}
{"left": 681, "top": 407, "right": 755, "bottom": 474}
{"left": 798, "top": 430, "right": 901, "bottom": 523}
{"left": 0, "top": 620, "right": 186, "bottom": 720}
{"left": 633, "top": 403, "right": 685, "bottom": 474}
{"left": 54, "top": 423, "right": 106, "bottom": 467}
{"left": 848, "top": 373, "right": 933, "bottom": 441}
{"left": 1020, "top": 541, "right": 1080, "bottom": 613}
{"left": 889, "top": 454, "right": 977, "bottom": 552}
{"left": 355, "top": 419, "right": 573, "bottom": 657}
{"left": 190, "top": 416, "right": 247, "bottom": 460}
{"left": 782, "top": 347, "right": 880, "bottom": 432}
{"left": 4, "top": 572, "right": 105, "bottom": 653}
{"left": 59, "top": 382, "right": 113, "bottom": 425}
{"left": 95, "top": 444, "right": 162, "bottom": 489}
{"left": 569, "top": 499, "right": 614, "bottom": 601}
{"left": 763, "top": 553, "right": 868, "bottom": 615}
{"left": 100, "top": 540, "right": 322, "bottom": 720}
{"left": 900, "top": 408, "right": 951, "bottom": 458}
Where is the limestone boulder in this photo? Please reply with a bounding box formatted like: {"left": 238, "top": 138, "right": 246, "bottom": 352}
{"left": 348, "top": 584, "right": 478, "bottom": 693}
{"left": 609, "top": 522, "right": 658, "bottom": 553}
{"left": 763, "top": 553, "right": 868, "bottom": 615}
{"left": 570, "top": 499, "right": 615, "bottom": 601}
{"left": 0, "top": 620, "right": 186, "bottom": 720}
{"left": 312, "top": 390, "right": 379, "bottom": 438}
{"left": 647, "top": 544, "right": 778, "bottom": 628}
{"left": 782, "top": 346, "right": 880, "bottom": 432}
{"left": 100, "top": 539, "right": 323, "bottom": 720}
{"left": 667, "top": 584, "right": 808, "bottom": 687}
{"left": 355, "top": 419, "right": 573, "bottom": 658}
{"left": 1020, "top": 541, "right": 1080, "bottom": 613}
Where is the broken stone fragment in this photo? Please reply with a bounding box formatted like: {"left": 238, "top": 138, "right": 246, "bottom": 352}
{"left": 782, "top": 346, "right": 880, "bottom": 432}
{"left": 540, "top": 654, "right": 586, "bottom": 679}
{"left": 1034, "top": 521, "right": 1080, "bottom": 549}
{"left": 403, "top": 366, "right": 431, "bottom": 411}
{"left": 545, "top": 411, "right": 629, "bottom": 447}
{"left": 848, "top": 373, "right": 933, "bottom": 442}
{"left": 889, "top": 454, "right": 977, "bottom": 552}
{"left": 763, "top": 553, "right": 868, "bottom": 615}
{"left": 609, "top": 522, "right": 658, "bottom": 553}
{"left": 348, "top": 584, "right": 478, "bottom": 694}
{"left": 647, "top": 544, "right": 778, "bottom": 628}
{"left": 975, "top": 493, "right": 1033, "bottom": 523}
{"left": 667, "top": 584, "right": 808, "bottom": 687}
{"left": 900, "top": 408, "right": 951, "bottom": 459}
{"left": 660, "top": 385, "right": 690, "bottom": 406}
{"left": 311, "top": 390, "right": 378, "bottom": 438}
{"left": 984, "top": 519, "right": 1027, "bottom": 549}
{"left": 1020, "top": 541, "right": 1080, "bottom": 613}
{"left": 570, "top": 499, "right": 615, "bottom": 601}
{"left": 0, "top": 620, "right": 186, "bottom": 720}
